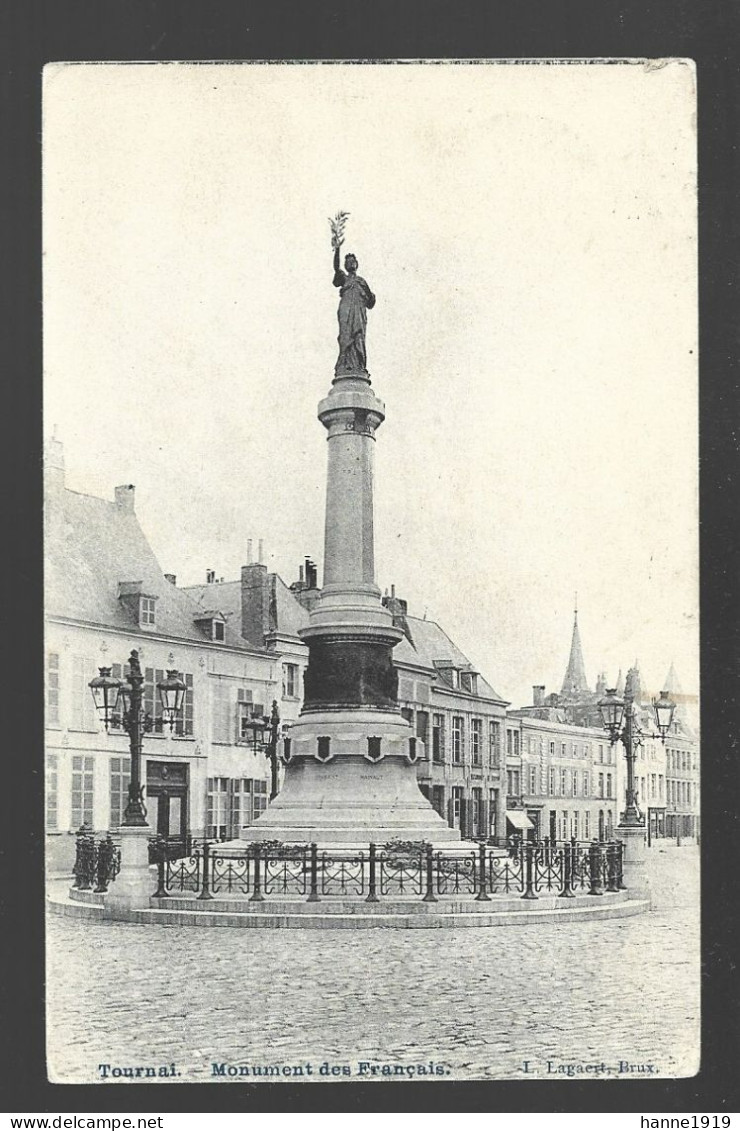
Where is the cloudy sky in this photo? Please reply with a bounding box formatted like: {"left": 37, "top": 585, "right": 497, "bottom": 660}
{"left": 43, "top": 61, "right": 698, "bottom": 707}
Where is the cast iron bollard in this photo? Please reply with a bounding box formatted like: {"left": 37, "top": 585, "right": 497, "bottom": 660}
{"left": 198, "top": 840, "right": 214, "bottom": 901}
{"left": 365, "top": 842, "right": 379, "bottom": 903}
{"left": 94, "top": 834, "right": 118, "bottom": 893}
{"left": 605, "top": 842, "right": 620, "bottom": 892}
{"left": 152, "top": 838, "right": 168, "bottom": 899}
{"left": 521, "top": 841, "right": 538, "bottom": 900}
{"left": 307, "top": 843, "right": 320, "bottom": 903}
{"left": 422, "top": 844, "right": 438, "bottom": 903}
{"left": 73, "top": 827, "right": 96, "bottom": 890}
{"left": 588, "top": 840, "right": 604, "bottom": 896}
{"left": 249, "top": 843, "right": 264, "bottom": 903}
{"left": 559, "top": 840, "right": 575, "bottom": 899}
{"left": 475, "top": 841, "right": 490, "bottom": 902}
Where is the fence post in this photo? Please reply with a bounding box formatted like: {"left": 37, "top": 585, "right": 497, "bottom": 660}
{"left": 249, "top": 843, "right": 265, "bottom": 902}
{"left": 365, "top": 842, "right": 379, "bottom": 903}
{"left": 475, "top": 841, "right": 490, "bottom": 902}
{"left": 198, "top": 840, "right": 214, "bottom": 901}
{"left": 521, "top": 841, "right": 538, "bottom": 900}
{"left": 559, "top": 840, "right": 575, "bottom": 899}
{"left": 153, "top": 845, "right": 168, "bottom": 899}
{"left": 307, "top": 843, "right": 320, "bottom": 903}
{"left": 422, "top": 844, "right": 438, "bottom": 903}
{"left": 94, "top": 835, "right": 116, "bottom": 894}
{"left": 588, "top": 840, "right": 604, "bottom": 896}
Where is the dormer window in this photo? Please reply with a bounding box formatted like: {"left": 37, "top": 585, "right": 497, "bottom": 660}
{"left": 460, "top": 670, "right": 478, "bottom": 695}
{"left": 118, "top": 581, "right": 157, "bottom": 629}
{"left": 434, "top": 660, "right": 458, "bottom": 688}
{"left": 194, "top": 611, "right": 227, "bottom": 642}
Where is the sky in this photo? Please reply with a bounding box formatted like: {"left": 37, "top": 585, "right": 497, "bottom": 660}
{"left": 43, "top": 61, "right": 698, "bottom": 708}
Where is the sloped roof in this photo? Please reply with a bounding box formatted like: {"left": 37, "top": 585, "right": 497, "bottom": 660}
{"left": 274, "top": 577, "right": 311, "bottom": 636}
{"left": 395, "top": 615, "right": 505, "bottom": 703}
{"left": 45, "top": 484, "right": 261, "bottom": 651}
{"left": 184, "top": 579, "right": 241, "bottom": 628}
{"left": 183, "top": 576, "right": 311, "bottom": 640}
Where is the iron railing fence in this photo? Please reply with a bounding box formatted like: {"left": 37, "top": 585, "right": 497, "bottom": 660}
{"left": 145, "top": 838, "right": 625, "bottom": 904}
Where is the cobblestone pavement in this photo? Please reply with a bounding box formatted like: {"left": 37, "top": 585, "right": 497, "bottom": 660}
{"left": 46, "top": 846, "right": 699, "bottom": 1084}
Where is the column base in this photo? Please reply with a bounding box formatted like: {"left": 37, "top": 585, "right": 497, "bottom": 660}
{"left": 616, "top": 823, "right": 651, "bottom": 903}
{"left": 104, "top": 824, "right": 153, "bottom": 916}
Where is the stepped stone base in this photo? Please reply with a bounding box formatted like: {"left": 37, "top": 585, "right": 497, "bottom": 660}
{"left": 48, "top": 889, "right": 649, "bottom": 929}
{"left": 239, "top": 727, "right": 460, "bottom": 845}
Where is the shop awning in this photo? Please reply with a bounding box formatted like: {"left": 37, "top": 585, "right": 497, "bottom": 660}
{"left": 506, "top": 810, "right": 534, "bottom": 831}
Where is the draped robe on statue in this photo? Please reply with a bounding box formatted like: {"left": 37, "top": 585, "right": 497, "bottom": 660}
{"left": 333, "top": 253, "right": 376, "bottom": 376}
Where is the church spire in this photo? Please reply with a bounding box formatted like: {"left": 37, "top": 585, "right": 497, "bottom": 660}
{"left": 561, "top": 600, "right": 590, "bottom": 697}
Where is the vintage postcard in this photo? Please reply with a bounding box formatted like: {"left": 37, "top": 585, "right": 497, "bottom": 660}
{"left": 43, "top": 60, "right": 699, "bottom": 1085}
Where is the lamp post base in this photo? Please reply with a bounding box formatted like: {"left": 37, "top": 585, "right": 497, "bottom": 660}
{"left": 105, "top": 824, "right": 152, "bottom": 916}
{"left": 615, "top": 823, "right": 650, "bottom": 904}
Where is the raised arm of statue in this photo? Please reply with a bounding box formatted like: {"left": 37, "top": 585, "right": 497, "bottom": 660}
{"left": 332, "top": 245, "right": 345, "bottom": 288}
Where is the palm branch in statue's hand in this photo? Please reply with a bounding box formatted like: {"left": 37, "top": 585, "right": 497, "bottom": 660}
{"left": 329, "top": 211, "right": 350, "bottom": 249}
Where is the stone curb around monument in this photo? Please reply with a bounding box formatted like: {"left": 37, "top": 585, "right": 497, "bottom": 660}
{"left": 48, "top": 892, "right": 649, "bottom": 929}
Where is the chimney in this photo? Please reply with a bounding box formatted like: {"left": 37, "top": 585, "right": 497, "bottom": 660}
{"left": 114, "top": 484, "right": 136, "bottom": 513}
{"left": 241, "top": 562, "right": 270, "bottom": 646}
{"left": 298, "top": 564, "right": 305, "bottom": 584}
{"left": 247, "top": 539, "right": 253, "bottom": 564}
{"left": 164, "top": 573, "right": 177, "bottom": 586}
{"left": 206, "top": 569, "right": 215, "bottom": 584}
{"left": 258, "top": 539, "right": 264, "bottom": 564}
{"left": 533, "top": 685, "right": 546, "bottom": 707}
{"left": 382, "top": 586, "right": 411, "bottom": 637}
{"left": 305, "top": 559, "right": 318, "bottom": 589}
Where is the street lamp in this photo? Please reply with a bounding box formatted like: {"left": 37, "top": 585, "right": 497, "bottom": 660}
{"left": 597, "top": 686, "right": 675, "bottom": 828}
{"left": 89, "top": 649, "right": 186, "bottom": 827}
{"left": 242, "top": 699, "right": 281, "bottom": 801}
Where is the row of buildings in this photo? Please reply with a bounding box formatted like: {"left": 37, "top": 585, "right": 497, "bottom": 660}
{"left": 44, "top": 441, "right": 700, "bottom": 869}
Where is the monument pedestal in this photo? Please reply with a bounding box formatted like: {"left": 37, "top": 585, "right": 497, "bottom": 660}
{"left": 105, "top": 825, "right": 153, "bottom": 915}
{"left": 241, "top": 709, "right": 459, "bottom": 844}
{"left": 616, "top": 823, "right": 650, "bottom": 903}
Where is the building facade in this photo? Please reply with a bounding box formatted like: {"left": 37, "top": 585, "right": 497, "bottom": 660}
{"left": 44, "top": 441, "right": 307, "bottom": 871}
{"left": 505, "top": 613, "right": 699, "bottom": 844}
{"left": 506, "top": 707, "right": 617, "bottom": 843}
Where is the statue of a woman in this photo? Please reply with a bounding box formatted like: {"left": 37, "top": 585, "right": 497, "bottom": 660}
{"left": 332, "top": 245, "right": 376, "bottom": 377}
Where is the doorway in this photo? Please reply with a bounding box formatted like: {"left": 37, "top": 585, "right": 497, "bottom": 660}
{"left": 146, "top": 761, "right": 189, "bottom": 857}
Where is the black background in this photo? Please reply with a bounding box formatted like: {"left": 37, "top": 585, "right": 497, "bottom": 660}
{"left": 2, "top": 0, "right": 738, "bottom": 1116}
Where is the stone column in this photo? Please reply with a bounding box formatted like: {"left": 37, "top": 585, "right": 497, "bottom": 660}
{"left": 240, "top": 372, "right": 460, "bottom": 846}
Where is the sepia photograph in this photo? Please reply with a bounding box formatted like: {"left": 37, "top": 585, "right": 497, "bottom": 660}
{"left": 42, "top": 59, "right": 699, "bottom": 1085}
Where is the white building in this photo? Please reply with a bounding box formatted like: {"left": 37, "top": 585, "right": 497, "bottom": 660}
{"left": 44, "top": 440, "right": 307, "bottom": 871}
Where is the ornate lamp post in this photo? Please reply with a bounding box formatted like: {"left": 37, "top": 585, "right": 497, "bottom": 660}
{"left": 242, "top": 699, "right": 281, "bottom": 801}
{"left": 597, "top": 687, "right": 676, "bottom": 828}
{"left": 89, "top": 649, "right": 186, "bottom": 826}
